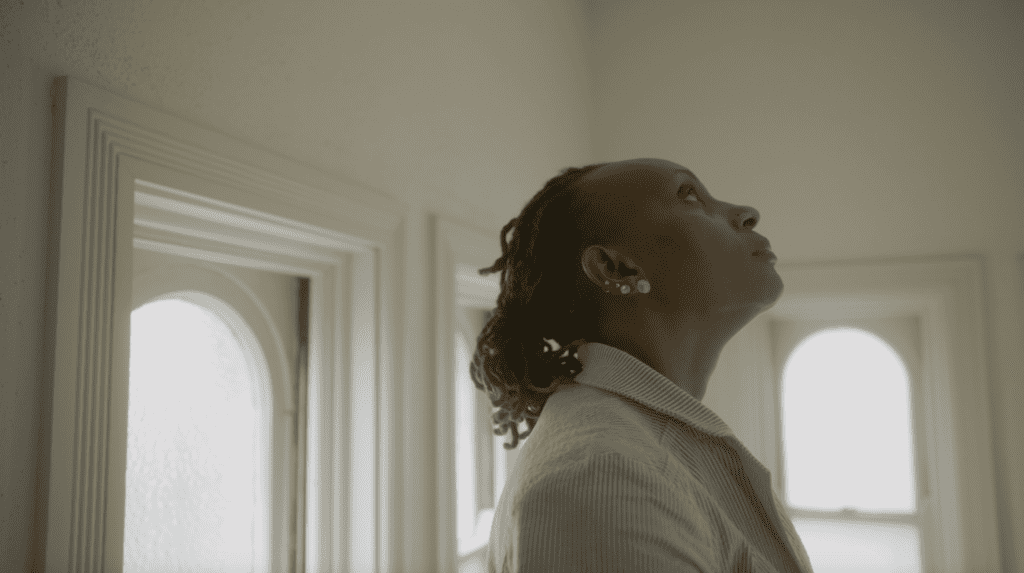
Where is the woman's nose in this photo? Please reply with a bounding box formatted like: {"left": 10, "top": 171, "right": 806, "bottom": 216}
{"left": 733, "top": 205, "right": 759, "bottom": 229}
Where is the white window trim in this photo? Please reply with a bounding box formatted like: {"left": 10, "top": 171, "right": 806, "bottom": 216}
{"left": 45, "top": 76, "right": 405, "bottom": 573}
{"left": 433, "top": 215, "right": 504, "bottom": 573}
{"left": 754, "top": 256, "right": 1002, "bottom": 572}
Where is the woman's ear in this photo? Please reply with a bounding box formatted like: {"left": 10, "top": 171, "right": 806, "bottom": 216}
{"left": 581, "top": 245, "right": 623, "bottom": 286}
{"left": 581, "top": 245, "right": 643, "bottom": 289}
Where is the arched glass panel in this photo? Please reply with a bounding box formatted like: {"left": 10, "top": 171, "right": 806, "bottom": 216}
{"left": 781, "top": 327, "right": 920, "bottom": 573}
{"left": 782, "top": 327, "right": 916, "bottom": 512}
{"left": 124, "top": 298, "right": 262, "bottom": 573}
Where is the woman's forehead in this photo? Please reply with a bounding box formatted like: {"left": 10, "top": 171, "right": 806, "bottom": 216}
{"left": 583, "top": 158, "right": 690, "bottom": 193}
{"left": 581, "top": 159, "right": 691, "bottom": 214}
{"left": 576, "top": 159, "right": 689, "bottom": 239}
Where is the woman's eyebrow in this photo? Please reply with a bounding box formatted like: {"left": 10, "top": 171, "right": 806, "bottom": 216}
{"left": 673, "top": 169, "right": 705, "bottom": 195}
{"left": 672, "top": 169, "right": 715, "bottom": 205}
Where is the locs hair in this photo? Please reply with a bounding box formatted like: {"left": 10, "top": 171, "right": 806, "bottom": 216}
{"left": 470, "top": 162, "right": 611, "bottom": 450}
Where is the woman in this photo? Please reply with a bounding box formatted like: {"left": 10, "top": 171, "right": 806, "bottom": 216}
{"left": 471, "top": 158, "right": 815, "bottom": 572}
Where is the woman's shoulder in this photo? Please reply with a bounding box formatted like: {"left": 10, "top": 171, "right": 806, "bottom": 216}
{"left": 515, "top": 386, "right": 671, "bottom": 488}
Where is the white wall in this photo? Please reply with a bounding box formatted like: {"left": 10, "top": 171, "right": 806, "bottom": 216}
{"left": 2, "top": 0, "right": 1022, "bottom": 571}
{"left": 587, "top": 1, "right": 1023, "bottom": 569}
{"left": 0, "top": 1, "right": 593, "bottom": 571}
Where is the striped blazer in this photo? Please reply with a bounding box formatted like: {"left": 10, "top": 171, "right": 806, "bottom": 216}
{"left": 486, "top": 341, "right": 815, "bottom": 572}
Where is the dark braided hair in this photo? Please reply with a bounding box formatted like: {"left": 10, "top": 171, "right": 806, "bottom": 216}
{"left": 470, "top": 161, "right": 615, "bottom": 450}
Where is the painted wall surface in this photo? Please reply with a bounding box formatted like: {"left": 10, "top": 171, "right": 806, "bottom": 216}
{"left": 2, "top": 0, "right": 1022, "bottom": 571}
{"left": 0, "top": 1, "right": 593, "bottom": 571}
{"left": 588, "top": 1, "right": 1023, "bottom": 570}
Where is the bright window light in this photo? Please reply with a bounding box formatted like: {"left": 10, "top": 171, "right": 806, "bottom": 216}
{"left": 123, "top": 298, "right": 260, "bottom": 573}
{"left": 782, "top": 327, "right": 916, "bottom": 512}
{"left": 456, "top": 332, "right": 492, "bottom": 557}
{"left": 790, "top": 518, "right": 921, "bottom": 573}
{"left": 782, "top": 327, "right": 920, "bottom": 573}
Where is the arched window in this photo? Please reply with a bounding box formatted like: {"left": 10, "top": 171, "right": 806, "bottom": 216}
{"left": 124, "top": 297, "right": 269, "bottom": 573}
{"left": 781, "top": 326, "right": 921, "bottom": 572}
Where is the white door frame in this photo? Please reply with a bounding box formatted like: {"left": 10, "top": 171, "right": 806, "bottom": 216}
{"left": 44, "top": 76, "right": 405, "bottom": 573}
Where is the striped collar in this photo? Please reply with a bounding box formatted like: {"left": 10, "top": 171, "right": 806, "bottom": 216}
{"left": 570, "top": 341, "right": 812, "bottom": 573}
{"left": 573, "top": 341, "right": 737, "bottom": 440}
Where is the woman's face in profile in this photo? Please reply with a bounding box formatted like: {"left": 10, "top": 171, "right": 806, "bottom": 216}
{"left": 579, "top": 158, "right": 783, "bottom": 318}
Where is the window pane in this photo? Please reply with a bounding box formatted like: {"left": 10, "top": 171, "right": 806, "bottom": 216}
{"left": 782, "top": 328, "right": 916, "bottom": 512}
{"left": 792, "top": 518, "right": 921, "bottom": 573}
{"left": 124, "top": 299, "right": 261, "bottom": 573}
{"left": 456, "top": 332, "right": 493, "bottom": 556}
{"left": 475, "top": 366, "right": 495, "bottom": 510}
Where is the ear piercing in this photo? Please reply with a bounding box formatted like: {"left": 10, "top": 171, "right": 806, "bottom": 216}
{"left": 603, "top": 279, "right": 651, "bottom": 295}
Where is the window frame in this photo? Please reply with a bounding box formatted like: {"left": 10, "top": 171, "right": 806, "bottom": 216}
{"left": 433, "top": 215, "right": 508, "bottom": 573}
{"left": 743, "top": 256, "right": 1001, "bottom": 572}
{"left": 44, "top": 76, "right": 405, "bottom": 572}
{"left": 773, "top": 320, "right": 925, "bottom": 568}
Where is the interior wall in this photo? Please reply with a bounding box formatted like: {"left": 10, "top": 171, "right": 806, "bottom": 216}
{"left": 586, "top": 1, "right": 1023, "bottom": 569}
{"left": 0, "top": 1, "right": 594, "bottom": 571}
{"left": 2, "top": 0, "right": 1022, "bottom": 571}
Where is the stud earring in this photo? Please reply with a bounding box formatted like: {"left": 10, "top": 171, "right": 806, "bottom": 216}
{"left": 598, "top": 278, "right": 647, "bottom": 294}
